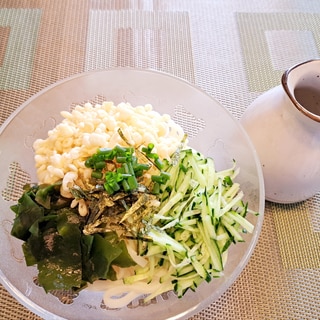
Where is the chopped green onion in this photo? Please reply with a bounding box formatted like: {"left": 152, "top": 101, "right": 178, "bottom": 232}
{"left": 122, "top": 179, "right": 130, "bottom": 192}
{"left": 152, "top": 182, "right": 160, "bottom": 195}
{"left": 91, "top": 171, "right": 103, "bottom": 179}
{"left": 116, "top": 156, "right": 127, "bottom": 163}
{"left": 151, "top": 172, "right": 171, "bottom": 184}
{"left": 133, "top": 163, "right": 150, "bottom": 171}
{"left": 97, "top": 147, "right": 113, "bottom": 155}
{"left": 103, "top": 183, "right": 114, "bottom": 195}
{"left": 114, "top": 145, "right": 128, "bottom": 155}
{"left": 154, "top": 158, "right": 163, "bottom": 169}
{"left": 85, "top": 144, "right": 164, "bottom": 194}
{"left": 127, "top": 175, "right": 138, "bottom": 190}
{"left": 95, "top": 161, "right": 106, "bottom": 170}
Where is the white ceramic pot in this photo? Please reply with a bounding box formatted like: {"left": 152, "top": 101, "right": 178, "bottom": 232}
{"left": 241, "top": 59, "right": 320, "bottom": 203}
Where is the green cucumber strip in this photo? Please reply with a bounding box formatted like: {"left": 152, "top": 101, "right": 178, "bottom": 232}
{"left": 147, "top": 228, "right": 187, "bottom": 254}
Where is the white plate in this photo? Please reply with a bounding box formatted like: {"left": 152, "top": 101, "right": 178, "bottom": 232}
{"left": 0, "top": 68, "right": 264, "bottom": 320}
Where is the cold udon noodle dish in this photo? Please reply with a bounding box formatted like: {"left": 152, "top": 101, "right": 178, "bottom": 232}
{"left": 10, "top": 101, "right": 257, "bottom": 309}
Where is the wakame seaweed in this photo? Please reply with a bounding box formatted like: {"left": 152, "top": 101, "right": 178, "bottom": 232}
{"left": 10, "top": 184, "right": 136, "bottom": 293}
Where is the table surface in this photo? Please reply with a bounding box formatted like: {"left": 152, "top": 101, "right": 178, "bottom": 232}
{"left": 0, "top": 1, "right": 320, "bottom": 319}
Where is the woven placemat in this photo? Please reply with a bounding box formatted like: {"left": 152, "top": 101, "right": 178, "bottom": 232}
{"left": 1, "top": 1, "right": 320, "bottom": 319}
{"left": 0, "top": 285, "right": 41, "bottom": 320}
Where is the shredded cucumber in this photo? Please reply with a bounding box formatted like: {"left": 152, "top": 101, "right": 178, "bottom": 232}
{"left": 128, "top": 148, "right": 257, "bottom": 298}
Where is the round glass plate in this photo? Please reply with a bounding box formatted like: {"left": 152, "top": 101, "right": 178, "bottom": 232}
{"left": 0, "top": 68, "right": 264, "bottom": 320}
